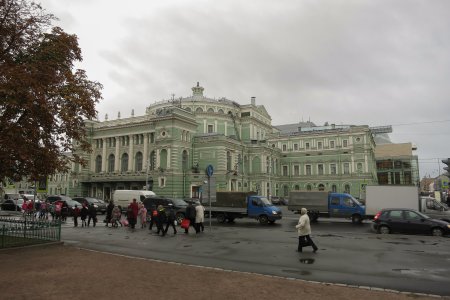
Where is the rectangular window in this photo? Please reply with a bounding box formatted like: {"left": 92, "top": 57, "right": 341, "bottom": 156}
{"left": 344, "top": 163, "right": 350, "bottom": 174}
{"left": 150, "top": 133, "right": 155, "bottom": 143}
{"left": 330, "top": 164, "right": 337, "bottom": 175}
{"left": 207, "top": 124, "right": 214, "bottom": 133}
{"left": 282, "top": 144, "right": 287, "bottom": 151}
{"left": 293, "top": 143, "right": 298, "bottom": 151}
{"left": 306, "top": 165, "right": 312, "bottom": 175}
{"left": 318, "top": 164, "right": 324, "bottom": 175}
{"left": 330, "top": 141, "right": 335, "bottom": 149}
{"left": 317, "top": 141, "right": 323, "bottom": 150}
{"left": 343, "top": 139, "right": 348, "bottom": 147}
{"left": 282, "top": 165, "right": 288, "bottom": 176}
{"left": 294, "top": 165, "right": 300, "bottom": 176}
{"left": 305, "top": 142, "right": 310, "bottom": 150}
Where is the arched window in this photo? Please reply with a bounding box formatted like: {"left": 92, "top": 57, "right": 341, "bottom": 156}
{"left": 218, "top": 109, "right": 224, "bottom": 114}
{"left": 160, "top": 149, "right": 168, "bottom": 169}
{"left": 108, "top": 154, "right": 115, "bottom": 172}
{"left": 149, "top": 151, "right": 156, "bottom": 170}
{"left": 283, "top": 185, "right": 289, "bottom": 197}
{"left": 195, "top": 107, "right": 203, "bottom": 113}
{"left": 344, "top": 184, "right": 351, "bottom": 194}
{"left": 294, "top": 184, "right": 300, "bottom": 190}
{"left": 121, "top": 153, "right": 129, "bottom": 172}
{"left": 318, "top": 184, "right": 325, "bottom": 191}
{"left": 252, "top": 156, "right": 261, "bottom": 173}
{"left": 95, "top": 155, "right": 102, "bottom": 173}
{"left": 182, "top": 150, "right": 189, "bottom": 170}
{"left": 135, "top": 152, "right": 143, "bottom": 171}
{"left": 185, "top": 107, "right": 191, "bottom": 112}
{"left": 207, "top": 108, "right": 214, "bottom": 113}
{"left": 306, "top": 184, "right": 312, "bottom": 191}
{"left": 332, "top": 184, "right": 337, "bottom": 192}
{"left": 226, "top": 151, "right": 232, "bottom": 171}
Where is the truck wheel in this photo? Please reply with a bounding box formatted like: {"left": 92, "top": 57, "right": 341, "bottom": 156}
{"left": 431, "top": 227, "right": 443, "bottom": 237}
{"left": 217, "top": 214, "right": 226, "bottom": 223}
{"left": 268, "top": 220, "right": 275, "bottom": 224}
{"left": 378, "top": 225, "right": 390, "bottom": 234}
{"left": 259, "top": 215, "right": 269, "bottom": 225}
{"left": 352, "top": 214, "right": 362, "bottom": 224}
{"left": 227, "top": 217, "right": 235, "bottom": 223}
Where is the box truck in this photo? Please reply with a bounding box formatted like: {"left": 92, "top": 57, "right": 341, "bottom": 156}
{"left": 113, "top": 190, "right": 156, "bottom": 210}
{"left": 205, "top": 192, "right": 282, "bottom": 224}
{"left": 365, "top": 185, "right": 450, "bottom": 222}
{"left": 288, "top": 191, "right": 366, "bottom": 224}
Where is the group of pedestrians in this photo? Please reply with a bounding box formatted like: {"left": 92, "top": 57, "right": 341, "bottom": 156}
{"left": 72, "top": 202, "right": 97, "bottom": 227}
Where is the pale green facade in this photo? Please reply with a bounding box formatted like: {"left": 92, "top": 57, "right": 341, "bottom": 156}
{"left": 69, "top": 83, "right": 378, "bottom": 201}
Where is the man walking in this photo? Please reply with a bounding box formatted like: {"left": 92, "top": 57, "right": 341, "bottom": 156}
{"left": 295, "top": 208, "right": 318, "bottom": 253}
{"left": 164, "top": 204, "right": 177, "bottom": 235}
{"left": 184, "top": 202, "right": 197, "bottom": 234}
{"left": 127, "top": 198, "right": 139, "bottom": 229}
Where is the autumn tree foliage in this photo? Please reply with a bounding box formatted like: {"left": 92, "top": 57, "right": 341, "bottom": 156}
{"left": 0, "top": 0, "right": 102, "bottom": 181}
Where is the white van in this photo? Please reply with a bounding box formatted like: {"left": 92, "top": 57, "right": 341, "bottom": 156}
{"left": 112, "top": 190, "right": 156, "bottom": 210}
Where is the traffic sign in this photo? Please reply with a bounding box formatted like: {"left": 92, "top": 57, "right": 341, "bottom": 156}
{"left": 206, "top": 164, "right": 214, "bottom": 177}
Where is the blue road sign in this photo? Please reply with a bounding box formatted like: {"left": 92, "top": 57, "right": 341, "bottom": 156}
{"left": 206, "top": 164, "right": 214, "bottom": 177}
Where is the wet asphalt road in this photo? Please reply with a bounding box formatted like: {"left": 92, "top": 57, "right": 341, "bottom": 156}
{"left": 59, "top": 207, "right": 450, "bottom": 296}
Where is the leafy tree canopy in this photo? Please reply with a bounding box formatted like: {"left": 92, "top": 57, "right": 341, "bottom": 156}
{"left": 0, "top": 0, "right": 102, "bottom": 181}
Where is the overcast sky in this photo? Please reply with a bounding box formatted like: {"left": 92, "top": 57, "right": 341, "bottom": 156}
{"left": 39, "top": 0, "right": 450, "bottom": 179}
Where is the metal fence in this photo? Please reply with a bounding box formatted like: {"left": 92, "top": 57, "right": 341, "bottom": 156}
{"left": 0, "top": 216, "right": 61, "bottom": 249}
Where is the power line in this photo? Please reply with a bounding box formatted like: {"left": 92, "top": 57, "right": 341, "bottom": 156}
{"left": 390, "top": 119, "right": 450, "bottom": 127}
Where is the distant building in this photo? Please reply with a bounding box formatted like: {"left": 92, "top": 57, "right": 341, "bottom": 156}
{"left": 374, "top": 143, "right": 419, "bottom": 186}
{"left": 66, "top": 83, "right": 381, "bottom": 201}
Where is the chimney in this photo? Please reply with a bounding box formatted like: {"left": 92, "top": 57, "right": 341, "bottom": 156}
{"left": 251, "top": 97, "right": 256, "bottom": 106}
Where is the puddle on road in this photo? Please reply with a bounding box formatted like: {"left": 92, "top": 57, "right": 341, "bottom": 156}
{"left": 316, "top": 234, "right": 343, "bottom": 238}
{"left": 299, "top": 258, "right": 315, "bottom": 264}
{"left": 283, "top": 269, "right": 312, "bottom": 276}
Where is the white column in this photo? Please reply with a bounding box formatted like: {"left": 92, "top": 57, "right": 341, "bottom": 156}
{"left": 91, "top": 151, "right": 96, "bottom": 172}
{"left": 224, "top": 121, "right": 227, "bottom": 136}
{"left": 143, "top": 133, "right": 148, "bottom": 170}
{"left": 156, "top": 149, "right": 160, "bottom": 168}
{"left": 249, "top": 124, "right": 253, "bottom": 139}
{"left": 167, "top": 148, "right": 171, "bottom": 169}
{"left": 203, "top": 119, "right": 207, "bottom": 133}
{"left": 128, "top": 135, "right": 134, "bottom": 171}
{"left": 114, "top": 137, "right": 120, "bottom": 172}
{"left": 101, "top": 138, "right": 107, "bottom": 172}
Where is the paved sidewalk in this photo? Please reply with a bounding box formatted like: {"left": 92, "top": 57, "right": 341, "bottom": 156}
{"left": 0, "top": 243, "right": 443, "bottom": 300}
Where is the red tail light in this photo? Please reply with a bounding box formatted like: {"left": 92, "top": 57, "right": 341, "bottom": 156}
{"left": 374, "top": 211, "right": 381, "bottom": 221}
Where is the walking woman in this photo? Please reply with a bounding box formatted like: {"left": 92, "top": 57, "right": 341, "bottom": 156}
{"left": 295, "top": 208, "right": 318, "bottom": 253}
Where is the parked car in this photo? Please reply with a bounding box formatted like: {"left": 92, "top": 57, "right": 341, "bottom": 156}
{"left": 280, "top": 198, "right": 289, "bottom": 206}
{"left": 2, "top": 193, "right": 20, "bottom": 204}
{"left": 54, "top": 199, "right": 83, "bottom": 216}
{"left": 270, "top": 197, "right": 281, "bottom": 205}
{"left": 0, "top": 198, "right": 24, "bottom": 211}
{"left": 46, "top": 195, "right": 73, "bottom": 204}
{"left": 143, "top": 197, "right": 188, "bottom": 223}
{"left": 372, "top": 208, "right": 450, "bottom": 237}
{"left": 73, "top": 197, "right": 107, "bottom": 214}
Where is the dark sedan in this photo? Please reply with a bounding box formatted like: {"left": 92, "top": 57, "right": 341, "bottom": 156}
{"left": 73, "top": 197, "right": 107, "bottom": 214}
{"left": 0, "top": 199, "right": 24, "bottom": 211}
{"left": 373, "top": 208, "right": 450, "bottom": 236}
